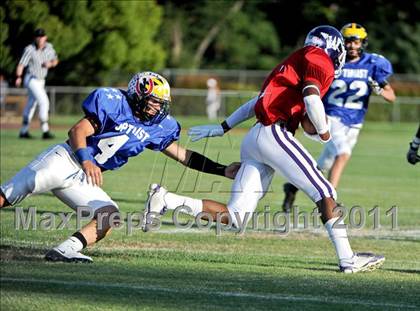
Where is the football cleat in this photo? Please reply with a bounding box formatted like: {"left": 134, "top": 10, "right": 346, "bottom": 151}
{"left": 19, "top": 132, "right": 34, "bottom": 139}
{"left": 45, "top": 247, "right": 93, "bottom": 263}
{"left": 142, "top": 183, "right": 168, "bottom": 232}
{"left": 339, "top": 252, "right": 385, "bottom": 273}
{"left": 282, "top": 183, "right": 298, "bottom": 212}
{"left": 42, "top": 131, "right": 55, "bottom": 140}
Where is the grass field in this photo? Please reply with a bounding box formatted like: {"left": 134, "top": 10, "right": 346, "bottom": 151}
{"left": 1, "top": 116, "right": 419, "bottom": 310}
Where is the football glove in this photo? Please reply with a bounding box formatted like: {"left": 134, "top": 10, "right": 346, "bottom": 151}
{"left": 368, "top": 77, "right": 383, "bottom": 95}
{"left": 188, "top": 124, "right": 224, "bottom": 142}
{"left": 406, "top": 143, "right": 420, "bottom": 165}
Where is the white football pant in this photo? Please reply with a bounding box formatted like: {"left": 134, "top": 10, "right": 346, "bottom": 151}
{"left": 206, "top": 101, "right": 221, "bottom": 121}
{"left": 318, "top": 116, "right": 361, "bottom": 171}
{"left": 227, "top": 122, "right": 336, "bottom": 227}
{"left": 1, "top": 143, "right": 118, "bottom": 212}
{"left": 21, "top": 76, "right": 50, "bottom": 133}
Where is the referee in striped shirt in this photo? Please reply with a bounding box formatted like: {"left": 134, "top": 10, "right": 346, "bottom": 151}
{"left": 15, "top": 28, "right": 58, "bottom": 139}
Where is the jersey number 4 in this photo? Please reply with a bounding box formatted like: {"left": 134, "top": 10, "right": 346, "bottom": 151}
{"left": 94, "top": 135, "right": 129, "bottom": 164}
{"left": 328, "top": 80, "right": 368, "bottom": 110}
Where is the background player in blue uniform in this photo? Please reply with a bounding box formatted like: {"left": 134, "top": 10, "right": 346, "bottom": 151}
{"left": 0, "top": 72, "right": 239, "bottom": 263}
{"left": 282, "top": 23, "right": 396, "bottom": 211}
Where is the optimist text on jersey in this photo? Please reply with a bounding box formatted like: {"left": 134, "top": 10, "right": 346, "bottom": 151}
{"left": 82, "top": 88, "right": 180, "bottom": 170}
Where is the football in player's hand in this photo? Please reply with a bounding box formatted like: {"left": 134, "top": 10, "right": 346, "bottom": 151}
{"left": 300, "top": 113, "right": 318, "bottom": 135}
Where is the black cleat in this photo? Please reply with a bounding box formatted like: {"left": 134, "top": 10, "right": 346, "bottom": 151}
{"left": 19, "top": 132, "right": 34, "bottom": 139}
{"left": 282, "top": 183, "right": 299, "bottom": 212}
{"left": 42, "top": 131, "right": 55, "bottom": 139}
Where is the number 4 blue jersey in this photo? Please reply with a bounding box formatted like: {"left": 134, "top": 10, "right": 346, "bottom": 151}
{"left": 323, "top": 52, "right": 393, "bottom": 126}
{"left": 82, "top": 88, "right": 180, "bottom": 171}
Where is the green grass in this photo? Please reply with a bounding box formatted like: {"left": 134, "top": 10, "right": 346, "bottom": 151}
{"left": 1, "top": 117, "right": 420, "bottom": 310}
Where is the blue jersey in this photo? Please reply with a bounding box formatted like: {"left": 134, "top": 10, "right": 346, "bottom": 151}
{"left": 323, "top": 52, "right": 393, "bottom": 125}
{"left": 82, "top": 88, "right": 180, "bottom": 171}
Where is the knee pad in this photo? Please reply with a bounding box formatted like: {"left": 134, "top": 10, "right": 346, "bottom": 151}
{"left": 94, "top": 205, "right": 120, "bottom": 238}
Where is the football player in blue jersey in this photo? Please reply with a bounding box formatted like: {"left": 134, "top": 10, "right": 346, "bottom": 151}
{"left": 0, "top": 71, "right": 240, "bottom": 263}
{"left": 282, "top": 23, "right": 396, "bottom": 211}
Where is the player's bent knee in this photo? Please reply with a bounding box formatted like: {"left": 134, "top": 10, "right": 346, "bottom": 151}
{"left": 94, "top": 205, "right": 120, "bottom": 240}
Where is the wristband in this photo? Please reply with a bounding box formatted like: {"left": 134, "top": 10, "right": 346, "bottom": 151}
{"left": 75, "top": 148, "right": 93, "bottom": 164}
{"left": 221, "top": 120, "right": 231, "bottom": 133}
{"left": 187, "top": 151, "right": 226, "bottom": 176}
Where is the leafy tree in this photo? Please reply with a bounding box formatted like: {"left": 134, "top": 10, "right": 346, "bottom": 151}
{"left": 160, "top": 1, "right": 280, "bottom": 70}
{"left": 2, "top": 0, "right": 165, "bottom": 85}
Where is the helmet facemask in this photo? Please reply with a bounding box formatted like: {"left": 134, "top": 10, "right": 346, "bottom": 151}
{"left": 334, "top": 42, "right": 346, "bottom": 78}
{"left": 127, "top": 72, "right": 171, "bottom": 125}
{"left": 133, "top": 95, "right": 170, "bottom": 125}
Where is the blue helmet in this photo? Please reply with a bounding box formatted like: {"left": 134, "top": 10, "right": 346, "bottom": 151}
{"left": 304, "top": 25, "right": 346, "bottom": 78}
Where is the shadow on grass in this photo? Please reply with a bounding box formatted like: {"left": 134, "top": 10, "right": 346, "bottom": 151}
{"left": 1, "top": 243, "right": 419, "bottom": 310}
{"left": 0, "top": 244, "right": 49, "bottom": 262}
{"left": 384, "top": 268, "right": 420, "bottom": 275}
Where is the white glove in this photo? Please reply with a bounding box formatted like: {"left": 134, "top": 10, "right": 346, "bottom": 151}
{"left": 368, "top": 77, "right": 383, "bottom": 95}
{"left": 303, "top": 131, "right": 331, "bottom": 144}
{"left": 188, "top": 124, "right": 225, "bottom": 142}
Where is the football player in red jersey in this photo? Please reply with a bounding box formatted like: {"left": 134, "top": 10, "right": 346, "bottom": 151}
{"left": 144, "top": 26, "right": 385, "bottom": 273}
{"left": 282, "top": 23, "right": 397, "bottom": 211}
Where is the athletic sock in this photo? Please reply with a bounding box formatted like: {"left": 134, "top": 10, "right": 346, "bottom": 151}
{"left": 164, "top": 192, "right": 203, "bottom": 216}
{"left": 41, "top": 121, "right": 49, "bottom": 133}
{"left": 72, "top": 231, "right": 88, "bottom": 249}
{"left": 412, "top": 136, "right": 420, "bottom": 148}
{"left": 20, "top": 124, "right": 29, "bottom": 134}
{"left": 325, "top": 217, "right": 354, "bottom": 262}
{"left": 56, "top": 233, "right": 86, "bottom": 253}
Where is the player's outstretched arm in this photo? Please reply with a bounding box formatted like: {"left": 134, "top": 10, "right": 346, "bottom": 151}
{"left": 162, "top": 142, "right": 240, "bottom": 179}
{"left": 188, "top": 96, "right": 258, "bottom": 142}
{"left": 68, "top": 118, "right": 103, "bottom": 186}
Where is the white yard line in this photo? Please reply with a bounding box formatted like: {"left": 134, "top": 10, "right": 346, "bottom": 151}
{"left": 1, "top": 277, "right": 417, "bottom": 309}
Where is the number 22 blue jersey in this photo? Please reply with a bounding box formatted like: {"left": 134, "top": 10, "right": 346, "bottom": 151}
{"left": 82, "top": 88, "right": 180, "bottom": 171}
{"left": 323, "top": 52, "right": 393, "bottom": 126}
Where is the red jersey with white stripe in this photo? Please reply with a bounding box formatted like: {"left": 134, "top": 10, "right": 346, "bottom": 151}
{"left": 254, "top": 46, "right": 334, "bottom": 133}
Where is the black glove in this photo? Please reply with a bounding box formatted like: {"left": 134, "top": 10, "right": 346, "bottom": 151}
{"left": 407, "top": 143, "right": 420, "bottom": 165}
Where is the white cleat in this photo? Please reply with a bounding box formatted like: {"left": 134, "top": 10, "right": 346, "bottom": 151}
{"left": 142, "top": 183, "right": 168, "bottom": 232}
{"left": 339, "top": 252, "right": 385, "bottom": 273}
{"left": 45, "top": 247, "right": 93, "bottom": 263}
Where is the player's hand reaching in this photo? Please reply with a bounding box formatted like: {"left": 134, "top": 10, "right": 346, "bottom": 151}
{"left": 82, "top": 160, "right": 103, "bottom": 186}
{"left": 368, "top": 77, "right": 383, "bottom": 95}
{"left": 188, "top": 124, "right": 224, "bottom": 142}
{"left": 224, "top": 162, "right": 241, "bottom": 179}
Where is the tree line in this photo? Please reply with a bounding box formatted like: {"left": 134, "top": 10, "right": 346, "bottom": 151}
{"left": 1, "top": 0, "right": 419, "bottom": 86}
